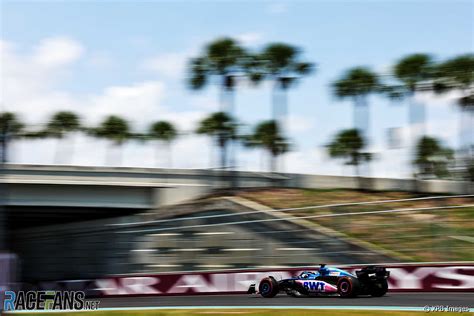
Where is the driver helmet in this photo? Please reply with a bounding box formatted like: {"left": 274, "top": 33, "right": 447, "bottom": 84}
{"left": 319, "top": 264, "right": 329, "bottom": 275}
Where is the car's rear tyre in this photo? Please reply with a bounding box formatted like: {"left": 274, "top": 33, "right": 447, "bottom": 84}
{"left": 259, "top": 277, "right": 279, "bottom": 298}
{"left": 370, "top": 280, "right": 388, "bottom": 297}
{"left": 337, "top": 277, "right": 359, "bottom": 298}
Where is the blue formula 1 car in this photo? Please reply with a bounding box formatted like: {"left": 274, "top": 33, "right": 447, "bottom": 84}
{"left": 248, "top": 264, "right": 389, "bottom": 298}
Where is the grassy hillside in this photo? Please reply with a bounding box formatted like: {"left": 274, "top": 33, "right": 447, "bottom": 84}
{"left": 238, "top": 189, "right": 474, "bottom": 262}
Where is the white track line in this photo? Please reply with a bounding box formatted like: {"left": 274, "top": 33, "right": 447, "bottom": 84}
{"left": 119, "top": 204, "right": 474, "bottom": 234}
{"left": 110, "top": 194, "right": 474, "bottom": 227}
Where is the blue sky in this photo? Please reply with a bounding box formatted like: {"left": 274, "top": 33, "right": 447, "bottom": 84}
{"left": 1, "top": 0, "right": 473, "bottom": 176}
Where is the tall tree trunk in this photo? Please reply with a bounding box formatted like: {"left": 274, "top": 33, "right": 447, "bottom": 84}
{"left": 154, "top": 141, "right": 160, "bottom": 167}
{"left": 67, "top": 133, "right": 76, "bottom": 165}
{"left": 272, "top": 80, "right": 279, "bottom": 121}
{"left": 209, "top": 138, "right": 214, "bottom": 168}
{"left": 280, "top": 87, "right": 288, "bottom": 130}
{"left": 219, "top": 84, "right": 227, "bottom": 113}
{"left": 166, "top": 141, "right": 172, "bottom": 168}
{"left": 218, "top": 138, "right": 226, "bottom": 170}
{"left": 273, "top": 81, "right": 289, "bottom": 173}
{"left": 271, "top": 81, "right": 280, "bottom": 172}
{"left": 221, "top": 75, "right": 235, "bottom": 114}
{"left": 269, "top": 152, "right": 276, "bottom": 173}
{"left": 54, "top": 137, "right": 62, "bottom": 164}
{"left": 459, "top": 106, "right": 473, "bottom": 154}
{"left": 353, "top": 95, "right": 369, "bottom": 139}
{"left": 227, "top": 85, "right": 235, "bottom": 170}
{"left": 354, "top": 95, "right": 370, "bottom": 177}
{"left": 218, "top": 80, "right": 233, "bottom": 172}
{"left": 105, "top": 142, "right": 112, "bottom": 166}
{"left": 408, "top": 93, "right": 426, "bottom": 178}
{"left": 273, "top": 83, "right": 288, "bottom": 130}
{"left": 354, "top": 163, "right": 363, "bottom": 190}
{"left": 1, "top": 131, "right": 8, "bottom": 163}
{"left": 226, "top": 82, "right": 238, "bottom": 188}
{"left": 219, "top": 140, "right": 227, "bottom": 188}
{"left": 54, "top": 136, "right": 73, "bottom": 165}
{"left": 409, "top": 94, "right": 426, "bottom": 141}
{"left": 106, "top": 142, "right": 122, "bottom": 166}
{"left": 117, "top": 144, "right": 123, "bottom": 166}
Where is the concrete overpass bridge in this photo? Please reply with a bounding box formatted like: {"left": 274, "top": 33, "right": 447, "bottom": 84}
{"left": 1, "top": 164, "right": 281, "bottom": 229}
{"left": 2, "top": 163, "right": 472, "bottom": 230}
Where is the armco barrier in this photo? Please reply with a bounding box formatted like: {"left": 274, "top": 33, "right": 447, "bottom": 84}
{"left": 18, "top": 263, "right": 474, "bottom": 296}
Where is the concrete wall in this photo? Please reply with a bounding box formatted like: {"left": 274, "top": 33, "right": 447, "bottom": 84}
{"left": 286, "top": 174, "right": 473, "bottom": 194}
{"left": 6, "top": 184, "right": 154, "bottom": 209}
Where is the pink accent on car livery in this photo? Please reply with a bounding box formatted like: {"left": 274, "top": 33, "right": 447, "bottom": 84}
{"left": 296, "top": 280, "right": 338, "bottom": 293}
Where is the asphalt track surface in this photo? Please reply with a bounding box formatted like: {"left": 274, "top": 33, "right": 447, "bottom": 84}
{"left": 98, "top": 293, "right": 473, "bottom": 308}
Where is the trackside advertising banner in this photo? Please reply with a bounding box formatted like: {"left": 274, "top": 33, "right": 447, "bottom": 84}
{"left": 20, "top": 264, "right": 474, "bottom": 297}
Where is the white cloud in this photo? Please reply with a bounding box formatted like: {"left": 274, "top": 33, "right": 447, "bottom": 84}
{"left": 236, "top": 32, "right": 264, "bottom": 46}
{"left": 1, "top": 38, "right": 84, "bottom": 124}
{"left": 32, "top": 36, "right": 84, "bottom": 68}
{"left": 142, "top": 52, "right": 187, "bottom": 79}
{"left": 2, "top": 37, "right": 214, "bottom": 168}
{"left": 85, "top": 81, "right": 166, "bottom": 127}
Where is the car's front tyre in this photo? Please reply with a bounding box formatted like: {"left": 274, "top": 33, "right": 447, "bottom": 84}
{"left": 259, "top": 276, "right": 279, "bottom": 298}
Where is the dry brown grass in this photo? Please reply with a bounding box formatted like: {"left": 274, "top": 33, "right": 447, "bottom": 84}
{"left": 238, "top": 189, "right": 474, "bottom": 261}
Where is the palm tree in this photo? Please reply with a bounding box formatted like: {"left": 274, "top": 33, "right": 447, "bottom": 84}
{"left": 327, "top": 129, "right": 371, "bottom": 177}
{"left": 44, "top": 111, "right": 81, "bottom": 164}
{"left": 0, "top": 112, "right": 24, "bottom": 163}
{"left": 245, "top": 120, "right": 288, "bottom": 172}
{"left": 332, "top": 67, "right": 380, "bottom": 139}
{"left": 188, "top": 38, "right": 248, "bottom": 173}
{"left": 414, "top": 136, "right": 453, "bottom": 179}
{"left": 92, "top": 115, "right": 130, "bottom": 166}
{"left": 434, "top": 54, "right": 474, "bottom": 155}
{"left": 258, "top": 43, "right": 314, "bottom": 123}
{"left": 196, "top": 112, "right": 236, "bottom": 170}
{"left": 188, "top": 37, "right": 247, "bottom": 114}
{"left": 392, "top": 54, "right": 434, "bottom": 139}
{"left": 148, "top": 121, "right": 177, "bottom": 167}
